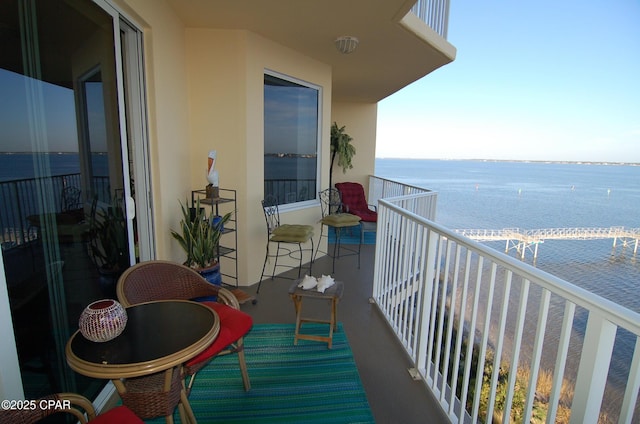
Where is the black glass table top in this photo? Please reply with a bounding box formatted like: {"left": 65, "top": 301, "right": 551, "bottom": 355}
{"left": 67, "top": 300, "right": 217, "bottom": 372}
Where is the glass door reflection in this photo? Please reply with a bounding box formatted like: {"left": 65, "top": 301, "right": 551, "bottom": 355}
{"left": 0, "top": 0, "right": 132, "bottom": 400}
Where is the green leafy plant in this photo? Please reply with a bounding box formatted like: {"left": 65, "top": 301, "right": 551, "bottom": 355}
{"left": 329, "top": 122, "right": 356, "bottom": 188}
{"left": 88, "top": 198, "right": 129, "bottom": 273}
{"left": 171, "top": 199, "right": 232, "bottom": 269}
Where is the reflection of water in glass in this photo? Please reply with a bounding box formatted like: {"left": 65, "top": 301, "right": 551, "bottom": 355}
{"left": 0, "top": 153, "right": 110, "bottom": 245}
{"left": 376, "top": 158, "right": 640, "bottom": 419}
{"left": 0, "top": 152, "right": 109, "bottom": 181}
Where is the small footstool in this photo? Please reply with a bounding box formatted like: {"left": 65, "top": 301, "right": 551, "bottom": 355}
{"left": 288, "top": 279, "right": 344, "bottom": 348}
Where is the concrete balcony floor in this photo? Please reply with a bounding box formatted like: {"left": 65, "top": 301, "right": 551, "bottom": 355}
{"left": 241, "top": 244, "right": 449, "bottom": 424}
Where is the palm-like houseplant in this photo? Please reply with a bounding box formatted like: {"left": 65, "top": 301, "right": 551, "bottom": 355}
{"left": 171, "top": 199, "right": 232, "bottom": 283}
{"left": 329, "top": 122, "right": 356, "bottom": 189}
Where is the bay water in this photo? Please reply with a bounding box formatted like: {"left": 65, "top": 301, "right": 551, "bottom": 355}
{"left": 375, "top": 158, "right": 640, "bottom": 312}
{"left": 375, "top": 158, "right": 640, "bottom": 419}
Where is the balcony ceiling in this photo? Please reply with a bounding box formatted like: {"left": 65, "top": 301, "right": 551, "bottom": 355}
{"left": 164, "top": 0, "right": 456, "bottom": 103}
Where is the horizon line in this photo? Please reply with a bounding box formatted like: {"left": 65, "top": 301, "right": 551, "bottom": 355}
{"left": 375, "top": 157, "right": 640, "bottom": 166}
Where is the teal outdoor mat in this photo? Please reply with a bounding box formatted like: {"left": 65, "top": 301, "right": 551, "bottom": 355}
{"left": 327, "top": 227, "right": 376, "bottom": 245}
{"left": 147, "top": 323, "right": 374, "bottom": 423}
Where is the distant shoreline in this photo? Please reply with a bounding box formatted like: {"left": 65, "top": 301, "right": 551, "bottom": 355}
{"left": 2, "top": 152, "right": 637, "bottom": 166}
{"left": 376, "top": 157, "right": 640, "bottom": 166}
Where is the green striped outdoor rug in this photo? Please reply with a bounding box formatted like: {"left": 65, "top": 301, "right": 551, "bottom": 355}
{"left": 147, "top": 323, "right": 374, "bottom": 423}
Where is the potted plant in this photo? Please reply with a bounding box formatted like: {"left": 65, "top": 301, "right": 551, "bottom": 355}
{"left": 88, "top": 197, "right": 130, "bottom": 293}
{"left": 171, "top": 199, "right": 232, "bottom": 285}
{"left": 329, "top": 122, "right": 356, "bottom": 189}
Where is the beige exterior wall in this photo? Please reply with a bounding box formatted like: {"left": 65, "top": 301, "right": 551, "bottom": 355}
{"left": 331, "top": 102, "right": 378, "bottom": 191}
{"left": 115, "top": 0, "right": 380, "bottom": 286}
{"left": 182, "top": 29, "right": 333, "bottom": 285}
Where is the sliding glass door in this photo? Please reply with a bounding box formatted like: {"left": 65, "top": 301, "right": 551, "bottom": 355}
{"left": 0, "top": 0, "right": 151, "bottom": 400}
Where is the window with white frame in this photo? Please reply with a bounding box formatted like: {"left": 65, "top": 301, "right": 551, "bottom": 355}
{"left": 264, "top": 72, "right": 320, "bottom": 206}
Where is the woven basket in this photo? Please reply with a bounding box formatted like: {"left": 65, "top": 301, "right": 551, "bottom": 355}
{"left": 79, "top": 299, "right": 127, "bottom": 342}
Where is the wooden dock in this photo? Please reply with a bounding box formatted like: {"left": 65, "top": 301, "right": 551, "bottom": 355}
{"left": 454, "top": 226, "right": 640, "bottom": 259}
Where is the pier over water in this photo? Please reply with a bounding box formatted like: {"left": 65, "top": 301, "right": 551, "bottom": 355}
{"left": 455, "top": 226, "right": 640, "bottom": 259}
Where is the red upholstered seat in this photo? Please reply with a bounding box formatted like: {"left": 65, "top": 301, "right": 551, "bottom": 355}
{"left": 90, "top": 405, "right": 144, "bottom": 423}
{"left": 335, "top": 182, "right": 377, "bottom": 222}
{"left": 185, "top": 302, "right": 253, "bottom": 368}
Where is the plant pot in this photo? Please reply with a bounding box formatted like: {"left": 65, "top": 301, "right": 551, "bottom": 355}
{"left": 211, "top": 215, "right": 224, "bottom": 232}
{"left": 198, "top": 262, "right": 222, "bottom": 286}
{"left": 98, "top": 267, "right": 124, "bottom": 298}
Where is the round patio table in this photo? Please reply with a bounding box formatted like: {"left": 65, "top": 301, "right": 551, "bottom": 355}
{"left": 66, "top": 300, "right": 219, "bottom": 424}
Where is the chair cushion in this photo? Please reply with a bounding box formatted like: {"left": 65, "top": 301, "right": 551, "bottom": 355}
{"left": 185, "top": 302, "right": 253, "bottom": 368}
{"left": 350, "top": 208, "right": 378, "bottom": 223}
{"left": 321, "top": 213, "right": 361, "bottom": 227}
{"left": 271, "top": 224, "right": 314, "bottom": 242}
{"left": 90, "top": 406, "right": 144, "bottom": 423}
{"left": 335, "top": 182, "right": 378, "bottom": 222}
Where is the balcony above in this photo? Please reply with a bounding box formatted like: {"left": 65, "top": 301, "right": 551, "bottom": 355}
{"left": 164, "top": 0, "right": 457, "bottom": 102}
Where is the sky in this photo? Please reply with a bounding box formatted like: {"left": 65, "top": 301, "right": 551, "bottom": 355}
{"left": 376, "top": 0, "right": 640, "bottom": 162}
{"left": 0, "top": 69, "right": 108, "bottom": 153}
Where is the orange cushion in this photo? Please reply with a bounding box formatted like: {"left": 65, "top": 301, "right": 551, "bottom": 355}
{"left": 185, "top": 302, "right": 253, "bottom": 367}
{"left": 91, "top": 406, "right": 143, "bottom": 423}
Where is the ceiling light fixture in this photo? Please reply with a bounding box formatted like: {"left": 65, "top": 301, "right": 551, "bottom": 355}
{"left": 335, "top": 36, "right": 359, "bottom": 54}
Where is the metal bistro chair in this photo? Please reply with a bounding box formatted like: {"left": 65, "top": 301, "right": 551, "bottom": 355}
{"left": 258, "top": 195, "right": 314, "bottom": 293}
{"left": 315, "top": 188, "right": 361, "bottom": 272}
{"left": 61, "top": 186, "right": 82, "bottom": 212}
{"left": 116, "top": 260, "right": 252, "bottom": 416}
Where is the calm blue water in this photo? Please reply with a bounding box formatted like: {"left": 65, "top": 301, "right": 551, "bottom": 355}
{"left": 264, "top": 156, "right": 317, "bottom": 180}
{"left": 0, "top": 153, "right": 110, "bottom": 243}
{"left": 376, "top": 159, "right": 640, "bottom": 417}
{"left": 0, "top": 152, "right": 109, "bottom": 181}
{"left": 376, "top": 158, "right": 640, "bottom": 313}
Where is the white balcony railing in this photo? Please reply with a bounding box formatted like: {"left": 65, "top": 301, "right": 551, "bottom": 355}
{"left": 410, "top": 0, "right": 451, "bottom": 39}
{"left": 371, "top": 179, "right": 640, "bottom": 423}
{"left": 368, "top": 175, "right": 437, "bottom": 219}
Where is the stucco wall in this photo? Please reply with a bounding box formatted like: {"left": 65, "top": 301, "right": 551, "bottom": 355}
{"left": 331, "top": 102, "right": 378, "bottom": 191}
{"left": 115, "top": 0, "right": 377, "bottom": 286}
{"left": 185, "top": 29, "right": 332, "bottom": 285}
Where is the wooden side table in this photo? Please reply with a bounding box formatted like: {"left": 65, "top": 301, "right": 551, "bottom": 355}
{"left": 288, "top": 279, "right": 344, "bottom": 348}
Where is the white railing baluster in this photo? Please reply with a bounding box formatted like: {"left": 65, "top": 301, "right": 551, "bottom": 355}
{"left": 426, "top": 235, "right": 443, "bottom": 382}
{"left": 400, "top": 218, "right": 414, "bottom": 344}
{"left": 458, "top": 256, "right": 483, "bottom": 420}
{"left": 524, "top": 288, "right": 551, "bottom": 421}
{"left": 434, "top": 239, "right": 451, "bottom": 394}
{"left": 414, "top": 225, "right": 428, "bottom": 359}
{"left": 441, "top": 244, "right": 461, "bottom": 403}
{"left": 417, "top": 227, "right": 439, "bottom": 381}
{"left": 547, "top": 301, "right": 576, "bottom": 423}
{"left": 448, "top": 248, "right": 472, "bottom": 416}
{"left": 487, "top": 269, "right": 512, "bottom": 420}
{"left": 472, "top": 263, "right": 497, "bottom": 423}
{"left": 503, "top": 278, "right": 530, "bottom": 422}
{"left": 406, "top": 223, "right": 420, "bottom": 356}
{"left": 570, "top": 313, "right": 617, "bottom": 424}
{"left": 619, "top": 338, "right": 640, "bottom": 424}
{"left": 410, "top": 0, "right": 450, "bottom": 39}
